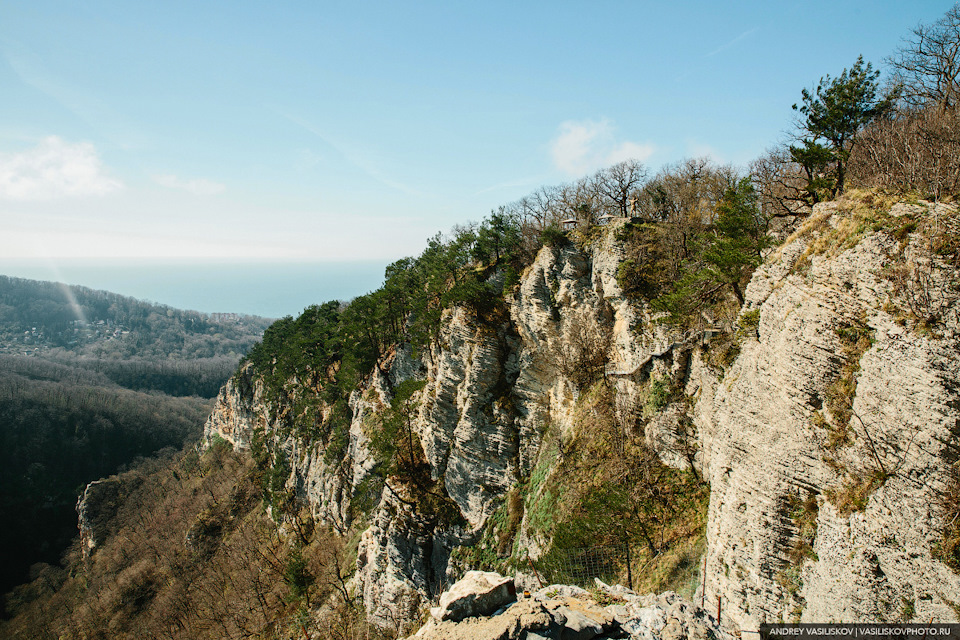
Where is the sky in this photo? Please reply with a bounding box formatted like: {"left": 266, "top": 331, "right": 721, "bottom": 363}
{"left": 0, "top": 0, "right": 954, "bottom": 263}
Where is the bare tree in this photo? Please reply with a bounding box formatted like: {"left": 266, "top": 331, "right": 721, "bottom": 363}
{"left": 749, "top": 146, "right": 812, "bottom": 218}
{"left": 593, "top": 159, "right": 648, "bottom": 218}
{"left": 519, "top": 185, "right": 563, "bottom": 231}
{"left": 558, "top": 177, "right": 601, "bottom": 226}
{"left": 554, "top": 307, "right": 612, "bottom": 390}
{"left": 888, "top": 4, "right": 960, "bottom": 109}
{"left": 848, "top": 103, "right": 960, "bottom": 198}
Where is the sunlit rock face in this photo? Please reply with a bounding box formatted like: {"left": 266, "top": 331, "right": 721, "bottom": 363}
{"left": 204, "top": 205, "right": 960, "bottom": 627}
{"left": 201, "top": 228, "right": 660, "bottom": 622}
{"left": 77, "top": 477, "right": 124, "bottom": 560}
{"left": 202, "top": 364, "right": 265, "bottom": 452}
{"left": 699, "top": 201, "right": 960, "bottom": 626}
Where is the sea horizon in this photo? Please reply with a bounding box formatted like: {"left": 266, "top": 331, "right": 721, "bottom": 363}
{"left": 0, "top": 258, "right": 390, "bottom": 320}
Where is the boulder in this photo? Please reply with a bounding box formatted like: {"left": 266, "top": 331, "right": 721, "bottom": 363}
{"left": 409, "top": 580, "right": 734, "bottom": 640}
{"left": 547, "top": 598, "right": 616, "bottom": 640}
{"left": 431, "top": 571, "right": 517, "bottom": 622}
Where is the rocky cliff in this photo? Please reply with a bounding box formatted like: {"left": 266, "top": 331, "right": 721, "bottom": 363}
{"left": 203, "top": 194, "right": 960, "bottom": 628}
{"left": 698, "top": 197, "right": 960, "bottom": 626}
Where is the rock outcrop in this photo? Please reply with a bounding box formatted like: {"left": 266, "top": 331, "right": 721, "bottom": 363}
{"left": 203, "top": 363, "right": 267, "bottom": 451}
{"left": 699, "top": 200, "right": 960, "bottom": 626}
{"left": 430, "top": 570, "right": 517, "bottom": 622}
{"left": 77, "top": 476, "right": 126, "bottom": 559}
{"left": 407, "top": 573, "right": 733, "bottom": 640}
{"left": 203, "top": 199, "right": 960, "bottom": 628}
{"left": 203, "top": 223, "right": 667, "bottom": 624}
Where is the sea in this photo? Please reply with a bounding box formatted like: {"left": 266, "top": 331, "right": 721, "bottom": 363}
{"left": 0, "top": 258, "right": 391, "bottom": 320}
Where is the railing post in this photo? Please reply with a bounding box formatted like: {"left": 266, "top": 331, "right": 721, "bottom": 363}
{"left": 701, "top": 554, "right": 707, "bottom": 609}
{"left": 527, "top": 554, "right": 544, "bottom": 589}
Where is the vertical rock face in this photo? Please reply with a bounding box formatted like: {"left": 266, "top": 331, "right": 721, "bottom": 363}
{"left": 202, "top": 227, "right": 655, "bottom": 623}
{"left": 417, "top": 306, "right": 520, "bottom": 529}
{"left": 701, "top": 202, "right": 960, "bottom": 626}
{"left": 203, "top": 364, "right": 267, "bottom": 451}
{"left": 77, "top": 477, "right": 126, "bottom": 560}
{"left": 203, "top": 204, "right": 960, "bottom": 627}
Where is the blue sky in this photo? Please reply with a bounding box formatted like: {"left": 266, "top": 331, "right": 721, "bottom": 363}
{"left": 0, "top": 1, "right": 953, "bottom": 262}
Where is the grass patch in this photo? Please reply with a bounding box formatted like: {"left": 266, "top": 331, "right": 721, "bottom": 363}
{"left": 826, "top": 470, "right": 888, "bottom": 516}
{"left": 934, "top": 461, "right": 960, "bottom": 573}
{"left": 631, "top": 510, "right": 708, "bottom": 598}
{"left": 786, "top": 490, "right": 819, "bottom": 564}
{"left": 818, "top": 316, "right": 890, "bottom": 516}
{"left": 528, "top": 382, "right": 709, "bottom": 590}
{"left": 822, "top": 317, "right": 873, "bottom": 452}
{"left": 785, "top": 190, "right": 900, "bottom": 274}
{"left": 702, "top": 331, "right": 741, "bottom": 372}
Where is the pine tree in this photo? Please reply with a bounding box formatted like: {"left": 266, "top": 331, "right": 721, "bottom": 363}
{"left": 793, "top": 55, "right": 900, "bottom": 195}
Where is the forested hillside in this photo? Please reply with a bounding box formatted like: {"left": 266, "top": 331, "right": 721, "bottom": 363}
{"left": 0, "top": 276, "right": 271, "bottom": 396}
{"left": 0, "top": 356, "right": 210, "bottom": 595}
{"left": 0, "top": 278, "right": 271, "bottom": 598}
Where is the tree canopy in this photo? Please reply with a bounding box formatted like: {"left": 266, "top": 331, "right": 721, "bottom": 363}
{"left": 888, "top": 4, "right": 960, "bottom": 109}
{"left": 792, "top": 55, "right": 900, "bottom": 197}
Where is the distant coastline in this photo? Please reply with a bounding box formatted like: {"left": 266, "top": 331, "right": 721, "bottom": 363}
{"left": 0, "top": 258, "right": 389, "bottom": 319}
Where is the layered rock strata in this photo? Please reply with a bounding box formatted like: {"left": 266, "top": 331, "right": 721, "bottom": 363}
{"left": 699, "top": 201, "right": 960, "bottom": 626}
{"left": 407, "top": 574, "right": 733, "bottom": 640}
{"left": 202, "top": 201, "right": 960, "bottom": 627}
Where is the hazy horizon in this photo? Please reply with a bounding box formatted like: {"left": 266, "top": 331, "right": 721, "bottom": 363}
{"left": 0, "top": 258, "right": 389, "bottom": 319}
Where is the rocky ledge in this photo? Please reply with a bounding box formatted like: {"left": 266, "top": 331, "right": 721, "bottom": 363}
{"left": 407, "top": 571, "right": 734, "bottom": 640}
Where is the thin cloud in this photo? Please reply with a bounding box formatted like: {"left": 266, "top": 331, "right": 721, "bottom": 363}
{"left": 4, "top": 45, "right": 147, "bottom": 150}
{"left": 274, "top": 108, "right": 423, "bottom": 197}
{"left": 706, "top": 27, "right": 760, "bottom": 57}
{"left": 471, "top": 175, "right": 545, "bottom": 197}
{"left": 154, "top": 174, "right": 226, "bottom": 196}
{"left": 686, "top": 139, "right": 723, "bottom": 163}
{"left": 550, "top": 119, "right": 654, "bottom": 176}
{"left": 0, "top": 136, "right": 122, "bottom": 200}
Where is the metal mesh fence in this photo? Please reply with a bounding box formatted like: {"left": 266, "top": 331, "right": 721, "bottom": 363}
{"left": 532, "top": 544, "right": 631, "bottom": 589}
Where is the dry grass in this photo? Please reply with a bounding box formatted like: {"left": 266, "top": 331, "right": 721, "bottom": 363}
{"left": 786, "top": 490, "right": 819, "bottom": 564}
{"left": 826, "top": 471, "right": 888, "bottom": 516}
{"left": 934, "top": 461, "right": 960, "bottom": 572}
{"left": 1, "top": 443, "right": 384, "bottom": 640}
{"left": 631, "top": 505, "right": 708, "bottom": 599}
{"left": 528, "top": 381, "right": 708, "bottom": 592}
{"left": 784, "top": 190, "right": 905, "bottom": 274}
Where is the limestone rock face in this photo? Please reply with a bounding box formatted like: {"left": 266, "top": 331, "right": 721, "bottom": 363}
{"left": 202, "top": 363, "right": 267, "bottom": 451}
{"left": 700, "top": 201, "right": 960, "bottom": 626}
{"left": 407, "top": 578, "right": 731, "bottom": 640}
{"left": 416, "top": 307, "right": 521, "bottom": 529}
{"left": 201, "top": 203, "right": 960, "bottom": 629}
{"left": 356, "top": 489, "right": 453, "bottom": 626}
{"left": 201, "top": 231, "right": 655, "bottom": 622}
{"left": 77, "top": 477, "right": 126, "bottom": 559}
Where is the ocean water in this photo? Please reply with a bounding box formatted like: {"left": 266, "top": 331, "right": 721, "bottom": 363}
{"left": 0, "top": 259, "right": 390, "bottom": 319}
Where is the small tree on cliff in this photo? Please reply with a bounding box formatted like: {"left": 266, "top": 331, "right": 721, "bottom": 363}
{"left": 792, "top": 55, "right": 899, "bottom": 196}
{"left": 704, "top": 178, "right": 769, "bottom": 306}
{"left": 654, "top": 178, "right": 767, "bottom": 319}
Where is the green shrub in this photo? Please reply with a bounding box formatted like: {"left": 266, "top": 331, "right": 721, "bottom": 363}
{"left": 283, "top": 547, "right": 314, "bottom": 603}
{"left": 738, "top": 309, "right": 761, "bottom": 335}
{"left": 539, "top": 224, "right": 568, "bottom": 247}
{"left": 645, "top": 377, "right": 672, "bottom": 415}
{"left": 935, "top": 461, "right": 960, "bottom": 572}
